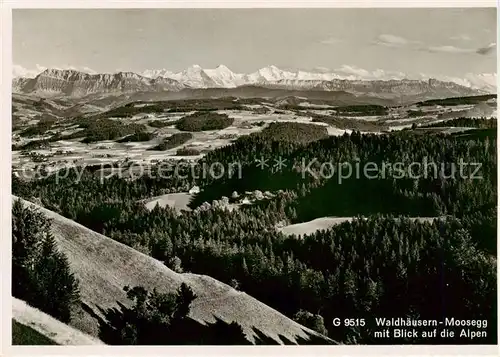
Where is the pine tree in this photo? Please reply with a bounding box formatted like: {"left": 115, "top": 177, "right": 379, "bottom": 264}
{"left": 242, "top": 257, "right": 249, "bottom": 276}
{"left": 168, "top": 256, "right": 183, "bottom": 273}
{"left": 34, "top": 234, "right": 80, "bottom": 322}
{"left": 174, "top": 283, "right": 197, "bottom": 320}
{"left": 293, "top": 309, "right": 328, "bottom": 336}
{"left": 12, "top": 200, "right": 80, "bottom": 323}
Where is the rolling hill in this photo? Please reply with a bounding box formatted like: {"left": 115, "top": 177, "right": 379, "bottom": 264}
{"left": 12, "top": 197, "right": 333, "bottom": 345}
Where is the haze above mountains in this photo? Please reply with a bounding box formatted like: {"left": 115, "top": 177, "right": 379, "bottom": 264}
{"left": 12, "top": 64, "right": 496, "bottom": 102}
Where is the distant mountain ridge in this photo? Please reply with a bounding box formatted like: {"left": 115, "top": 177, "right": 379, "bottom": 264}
{"left": 13, "top": 69, "right": 185, "bottom": 97}
{"left": 139, "top": 64, "right": 497, "bottom": 93}
{"left": 12, "top": 66, "right": 490, "bottom": 100}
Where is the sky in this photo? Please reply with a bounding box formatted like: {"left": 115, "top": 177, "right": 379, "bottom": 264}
{"left": 13, "top": 8, "right": 497, "bottom": 78}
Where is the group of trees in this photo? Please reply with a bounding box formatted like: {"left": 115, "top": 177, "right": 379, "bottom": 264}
{"left": 78, "top": 119, "right": 147, "bottom": 143}
{"left": 102, "top": 281, "right": 323, "bottom": 345}
{"left": 417, "top": 94, "right": 496, "bottom": 106}
{"left": 19, "top": 117, "right": 57, "bottom": 138}
{"left": 157, "top": 97, "right": 246, "bottom": 112}
{"left": 175, "top": 112, "right": 234, "bottom": 132}
{"left": 12, "top": 120, "right": 497, "bottom": 344}
{"left": 176, "top": 147, "right": 201, "bottom": 156}
{"left": 149, "top": 133, "right": 193, "bottom": 151}
{"left": 334, "top": 104, "right": 388, "bottom": 116}
{"left": 293, "top": 310, "right": 328, "bottom": 336}
{"left": 310, "top": 115, "right": 386, "bottom": 131}
{"left": 117, "top": 131, "right": 156, "bottom": 143}
{"left": 15, "top": 117, "right": 151, "bottom": 145}
{"left": 148, "top": 120, "right": 171, "bottom": 128}
{"left": 102, "top": 283, "right": 198, "bottom": 344}
{"left": 12, "top": 139, "right": 51, "bottom": 152}
{"left": 275, "top": 104, "right": 388, "bottom": 116}
{"left": 257, "top": 122, "right": 329, "bottom": 144}
{"left": 102, "top": 103, "right": 165, "bottom": 118}
{"left": 12, "top": 199, "right": 80, "bottom": 323}
{"left": 407, "top": 109, "right": 426, "bottom": 118}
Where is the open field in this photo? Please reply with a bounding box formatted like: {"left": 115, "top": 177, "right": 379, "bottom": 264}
{"left": 278, "top": 216, "right": 444, "bottom": 237}
{"left": 142, "top": 192, "right": 193, "bottom": 212}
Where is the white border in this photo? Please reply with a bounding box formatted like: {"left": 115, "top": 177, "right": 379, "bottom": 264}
{"left": 2, "top": 0, "right": 500, "bottom": 7}
{"left": 6, "top": 344, "right": 500, "bottom": 355}
{"left": 1, "top": 2, "right": 13, "bottom": 357}
{"left": 1, "top": 1, "right": 498, "bottom": 357}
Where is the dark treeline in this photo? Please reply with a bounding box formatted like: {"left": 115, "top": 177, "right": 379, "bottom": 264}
{"left": 310, "top": 116, "right": 387, "bottom": 132}
{"left": 117, "top": 98, "right": 245, "bottom": 114}
{"left": 148, "top": 119, "right": 172, "bottom": 128}
{"left": 422, "top": 117, "right": 497, "bottom": 129}
{"left": 407, "top": 110, "right": 426, "bottom": 118}
{"left": 12, "top": 129, "right": 497, "bottom": 344}
{"left": 176, "top": 147, "right": 201, "bottom": 156}
{"left": 19, "top": 117, "right": 149, "bottom": 144}
{"left": 175, "top": 112, "right": 234, "bottom": 131}
{"left": 334, "top": 104, "right": 388, "bottom": 116}
{"left": 416, "top": 94, "right": 496, "bottom": 106}
{"left": 257, "top": 122, "right": 329, "bottom": 144}
{"left": 77, "top": 119, "right": 147, "bottom": 143}
{"left": 12, "top": 120, "right": 148, "bottom": 149}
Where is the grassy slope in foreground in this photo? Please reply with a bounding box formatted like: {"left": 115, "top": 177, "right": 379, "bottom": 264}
{"left": 12, "top": 298, "right": 104, "bottom": 345}
{"left": 12, "top": 196, "right": 331, "bottom": 345}
{"left": 12, "top": 321, "right": 58, "bottom": 345}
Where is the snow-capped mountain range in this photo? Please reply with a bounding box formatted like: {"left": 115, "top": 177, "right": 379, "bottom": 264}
{"left": 139, "top": 64, "right": 497, "bottom": 93}
{"left": 140, "top": 64, "right": 354, "bottom": 88}
{"left": 12, "top": 64, "right": 496, "bottom": 98}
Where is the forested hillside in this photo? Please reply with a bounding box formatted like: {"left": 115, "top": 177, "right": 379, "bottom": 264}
{"left": 12, "top": 119, "right": 497, "bottom": 344}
